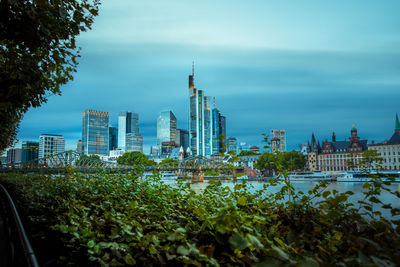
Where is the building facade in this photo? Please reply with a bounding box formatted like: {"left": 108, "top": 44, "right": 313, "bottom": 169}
{"left": 109, "top": 126, "right": 118, "bottom": 151}
{"left": 39, "top": 134, "right": 65, "bottom": 158}
{"left": 368, "top": 114, "right": 400, "bottom": 170}
{"left": 82, "top": 110, "right": 109, "bottom": 155}
{"left": 270, "top": 129, "right": 286, "bottom": 153}
{"left": 318, "top": 127, "right": 368, "bottom": 172}
{"left": 227, "top": 137, "right": 238, "bottom": 154}
{"left": 157, "top": 111, "right": 177, "bottom": 146}
{"left": 7, "top": 148, "right": 22, "bottom": 164}
{"left": 21, "top": 141, "right": 39, "bottom": 163}
{"left": 175, "top": 129, "right": 189, "bottom": 151}
{"left": 118, "top": 111, "right": 142, "bottom": 152}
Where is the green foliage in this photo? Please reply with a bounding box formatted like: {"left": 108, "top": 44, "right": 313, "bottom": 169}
{"left": 204, "top": 170, "right": 219, "bottom": 176}
{"left": 239, "top": 150, "right": 258, "bottom": 156}
{"left": 0, "top": 0, "right": 100, "bottom": 152}
{"left": 116, "top": 151, "right": 154, "bottom": 167}
{"left": 160, "top": 158, "right": 179, "bottom": 166}
{"left": 0, "top": 171, "right": 399, "bottom": 266}
{"left": 76, "top": 154, "right": 102, "bottom": 167}
{"left": 255, "top": 151, "right": 306, "bottom": 176}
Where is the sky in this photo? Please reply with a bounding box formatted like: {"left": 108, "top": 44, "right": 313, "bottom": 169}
{"left": 13, "top": 0, "right": 400, "bottom": 154}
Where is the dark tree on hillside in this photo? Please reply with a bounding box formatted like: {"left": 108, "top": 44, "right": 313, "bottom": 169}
{"left": 0, "top": 0, "right": 100, "bottom": 152}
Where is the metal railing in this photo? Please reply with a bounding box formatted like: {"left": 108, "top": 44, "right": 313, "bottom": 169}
{"left": 0, "top": 184, "right": 39, "bottom": 267}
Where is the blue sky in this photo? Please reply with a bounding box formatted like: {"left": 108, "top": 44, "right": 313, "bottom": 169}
{"left": 14, "top": 0, "right": 400, "bottom": 154}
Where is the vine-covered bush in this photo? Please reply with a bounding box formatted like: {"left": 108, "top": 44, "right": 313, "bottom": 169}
{"left": 0, "top": 171, "right": 399, "bottom": 266}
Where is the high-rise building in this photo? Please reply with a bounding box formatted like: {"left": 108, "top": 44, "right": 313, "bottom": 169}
{"left": 39, "top": 134, "right": 65, "bottom": 158}
{"left": 175, "top": 129, "right": 189, "bottom": 151}
{"left": 82, "top": 110, "right": 109, "bottom": 155}
{"left": 21, "top": 141, "right": 39, "bottom": 163}
{"left": 7, "top": 148, "right": 22, "bottom": 163}
{"left": 157, "top": 111, "right": 177, "bottom": 146}
{"left": 109, "top": 126, "right": 118, "bottom": 151}
{"left": 126, "top": 133, "right": 143, "bottom": 152}
{"left": 118, "top": 111, "right": 142, "bottom": 152}
{"left": 270, "top": 129, "right": 286, "bottom": 153}
{"left": 227, "top": 137, "right": 238, "bottom": 154}
{"left": 188, "top": 64, "right": 213, "bottom": 156}
{"left": 211, "top": 108, "right": 227, "bottom": 154}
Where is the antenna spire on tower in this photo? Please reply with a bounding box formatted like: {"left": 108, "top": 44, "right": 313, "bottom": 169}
{"left": 192, "top": 61, "right": 195, "bottom": 76}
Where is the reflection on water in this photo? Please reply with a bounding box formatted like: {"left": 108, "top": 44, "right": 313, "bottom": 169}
{"left": 162, "top": 179, "right": 400, "bottom": 219}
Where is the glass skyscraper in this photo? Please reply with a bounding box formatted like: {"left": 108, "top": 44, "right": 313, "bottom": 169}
{"left": 82, "top": 110, "right": 109, "bottom": 155}
{"left": 118, "top": 111, "right": 142, "bottom": 152}
{"left": 21, "top": 141, "right": 39, "bottom": 163}
{"left": 157, "top": 111, "right": 177, "bottom": 146}
{"left": 109, "top": 126, "right": 118, "bottom": 151}
{"left": 188, "top": 65, "right": 213, "bottom": 156}
{"left": 211, "top": 108, "right": 227, "bottom": 154}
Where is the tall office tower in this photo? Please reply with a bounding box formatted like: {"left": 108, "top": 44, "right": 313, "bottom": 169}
{"left": 175, "top": 129, "right": 189, "bottom": 151}
{"left": 118, "top": 111, "right": 141, "bottom": 152}
{"left": 109, "top": 126, "right": 118, "bottom": 151}
{"left": 82, "top": 110, "right": 109, "bottom": 155}
{"left": 270, "top": 129, "right": 286, "bottom": 153}
{"left": 7, "top": 148, "right": 22, "bottom": 163}
{"left": 188, "top": 64, "right": 215, "bottom": 156}
{"left": 21, "top": 141, "right": 39, "bottom": 163}
{"left": 157, "top": 111, "right": 177, "bottom": 146}
{"left": 227, "top": 137, "right": 237, "bottom": 154}
{"left": 211, "top": 108, "right": 227, "bottom": 154}
{"left": 39, "top": 134, "right": 65, "bottom": 158}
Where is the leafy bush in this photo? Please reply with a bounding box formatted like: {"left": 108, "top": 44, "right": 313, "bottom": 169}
{"left": 0, "top": 171, "right": 399, "bottom": 266}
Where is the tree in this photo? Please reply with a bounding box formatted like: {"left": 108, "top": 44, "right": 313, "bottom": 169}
{"left": 117, "top": 151, "right": 152, "bottom": 167}
{"left": 0, "top": 0, "right": 100, "bottom": 152}
{"left": 238, "top": 150, "right": 258, "bottom": 156}
{"left": 255, "top": 152, "right": 281, "bottom": 177}
{"left": 159, "top": 158, "right": 179, "bottom": 166}
{"left": 281, "top": 151, "right": 306, "bottom": 171}
{"left": 76, "top": 154, "right": 101, "bottom": 166}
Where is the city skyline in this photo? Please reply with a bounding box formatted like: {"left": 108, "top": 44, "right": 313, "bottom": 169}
{"left": 9, "top": 0, "right": 400, "bottom": 154}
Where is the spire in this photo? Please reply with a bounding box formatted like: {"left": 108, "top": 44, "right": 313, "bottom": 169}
{"left": 192, "top": 61, "right": 195, "bottom": 77}
{"left": 395, "top": 113, "right": 400, "bottom": 132}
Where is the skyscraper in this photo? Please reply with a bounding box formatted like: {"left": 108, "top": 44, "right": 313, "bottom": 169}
{"left": 21, "top": 141, "right": 39, "bottom": 163}
{"left": 175, "top": 129, "right": 189, "bottom": 151}
{"left": 39, "top": 134, "right": 65, "bottom": 158}
{"left": 211, "top": 108, "right": 227, "bottom": 154}
{"left": 188, "top": 64, "right": 213, "bottom": 156}
{"left": 82, "top": 110, "right": 109, "bottom": 155}
{"left": 109, "top": 126, "right": 118, "bottom": 151}
{"left": 157, "top": 111, "right": 177, "bottom": 146}
{"left": 118, "top": 111, "right": 142, "bottom": 152}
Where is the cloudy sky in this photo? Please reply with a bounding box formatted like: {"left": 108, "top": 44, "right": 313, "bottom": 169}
{"left": 15, "top": 0, "right": 400, "bottom": 153}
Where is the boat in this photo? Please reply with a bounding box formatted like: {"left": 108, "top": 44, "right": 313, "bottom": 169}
{"left": 337, "top": 171, "right": 400, "bottom": 182}
{"left": 286, "top": 171, "right": 336, "bottom": 181}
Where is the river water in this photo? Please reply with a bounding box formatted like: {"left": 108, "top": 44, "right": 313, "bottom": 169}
{"left": 161, "top": 178, "right": 400, "bottom": 220}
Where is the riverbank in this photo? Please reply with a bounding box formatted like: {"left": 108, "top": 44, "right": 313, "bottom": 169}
{"left": 1, "top": 172, "right": 399, "bottom": 266}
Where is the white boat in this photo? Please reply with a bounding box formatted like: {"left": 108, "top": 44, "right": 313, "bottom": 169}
{"left": 337, "top": 171, "right": 400, "bottom": 182}
{"left": 286, "top": 171, "right": 336, "bottom": 181}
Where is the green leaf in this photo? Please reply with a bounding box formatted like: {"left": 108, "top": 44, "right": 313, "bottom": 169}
{"left": 237, "top": 196, "right": 247, "bottom": 206}
{"left": 124, "top": 253, "right": 136, "bottom": 265}
{"left": 177, "top": 245, "right": 190, "bottom": 256}
{"left": 247, "top": 234, "right": 264, "bottom": 250}
{"left": 59, "top": 224, "right": 68, "bottom": 234}
{"left": 229, "top": 233, "right": 250, "bottom": 250}
{"left": 87, "top": 240, "right": 95, "bottom": 248}
{"left": 298, "top": 257, "right": 319, "bottom": 267}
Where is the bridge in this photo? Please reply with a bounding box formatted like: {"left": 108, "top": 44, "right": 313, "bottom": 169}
{"left": 1, "top": 151, "right": 241, "bottom": 179}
